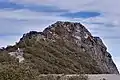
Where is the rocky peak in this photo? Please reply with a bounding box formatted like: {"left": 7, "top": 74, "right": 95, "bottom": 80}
{"left": 43, "top": 21, "right": 92, "bottom": 39}
{"left": 42, "top": 21, "right": 95, "bottom": 48}
{"left": 16, "top": 21, "right": 119, "bottom": 74}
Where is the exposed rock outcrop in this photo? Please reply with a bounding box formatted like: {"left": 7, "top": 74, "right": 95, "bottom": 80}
{"left": 8, "top": 48, "right": 24, "bottom": 63}
{"left": 41, "top": 21, "right": 119, "bottom": 74}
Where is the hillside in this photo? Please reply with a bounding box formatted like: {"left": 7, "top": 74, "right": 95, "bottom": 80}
{"left": 0, "top": 21, "right": 119, "bottom": 79}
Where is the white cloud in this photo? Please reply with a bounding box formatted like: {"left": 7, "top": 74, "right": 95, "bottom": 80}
{"left": 9, "top": 0, "right": 120, "bottom": 27}
{"left": 9, "top": 0, "right": 120, "bottom": 12}
{"left": 0, "top": 9, "right": 67, "bottom": 20}
{"left": 0, "top": 9, "right": 69, "bottom": 33}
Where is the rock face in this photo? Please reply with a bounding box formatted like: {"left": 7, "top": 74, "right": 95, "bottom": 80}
{"left": 2, "top": 21, "right": 119, "bottom": 74}
{"left": 41, "top": 21, "right": 119, "bottom": 74}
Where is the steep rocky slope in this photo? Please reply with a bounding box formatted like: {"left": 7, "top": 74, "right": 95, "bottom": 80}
{"left": 0, "top": 21, "right": 119, "bottom": 76}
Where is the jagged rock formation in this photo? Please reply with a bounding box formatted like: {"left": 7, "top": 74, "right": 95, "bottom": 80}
{"left": 0, "top": 21, "right": 119, "bottom": 75}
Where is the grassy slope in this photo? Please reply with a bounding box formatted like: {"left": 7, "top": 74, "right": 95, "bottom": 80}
{"left": 0, "top": 32, "right": 101, "bottom": 80}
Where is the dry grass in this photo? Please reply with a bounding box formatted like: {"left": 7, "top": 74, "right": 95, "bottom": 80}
{"left": 39, "top": 74, "right": 88, "bottom": 80}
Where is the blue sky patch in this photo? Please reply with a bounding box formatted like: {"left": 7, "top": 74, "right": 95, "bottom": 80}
{"left": 0, "top": 1, "right": 68, "bottom": 13}
{"left": 0, "top": 33, "right": 22, "bottom": 37}
{"left": 60, "top": 12, "right": 101, "bottom": 18}
{"left": 0, "top": 1, "right": 23, "bottom": 9}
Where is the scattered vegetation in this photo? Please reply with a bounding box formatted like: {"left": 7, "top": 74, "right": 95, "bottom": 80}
{"left": 0, "top": 22, "right": 104, "bottom": 79}
{"left": 38, "top": 74, "right": 88, "bottom": 80}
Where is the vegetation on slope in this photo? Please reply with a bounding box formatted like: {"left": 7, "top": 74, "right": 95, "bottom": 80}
{"left": 0, "top": 21, "right": 117, "bottom": 79}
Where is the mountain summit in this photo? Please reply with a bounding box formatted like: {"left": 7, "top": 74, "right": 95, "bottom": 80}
{"left": 0, "top": 21, "right": 119, "bottom": 75}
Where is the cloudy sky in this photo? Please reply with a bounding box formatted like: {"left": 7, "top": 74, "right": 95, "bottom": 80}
{"left": 0, "top": 0, "right": 120, "bottom": 71}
